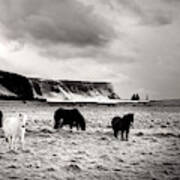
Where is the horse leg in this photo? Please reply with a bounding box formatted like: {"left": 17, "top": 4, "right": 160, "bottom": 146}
{"left": 8, "top": 136, "right": 12, "bottom": 150}
{"left": 54, "top": 116, "right": 59, "bottom": 129}
{"left": 21, "top": 132, "right": 25, "bottom": 150}
{"left": 121, "top": 130, "right": 124, "bottom": 141}
{"left": 125, "top": 130, "right": 129, "bottom": 141}
{"left": 76, "top": 123, "right": 79, "bottom": 131}
{"left": 14, "top": 137, "right": 18, "bottom": 151}
{"left": 59, "top": 120, "right": 64, "bottom": 128}
{"left": 69, "top": 122, "right": 73, "bottom": 130}
{"left": 113, "top": 129, "right": 118, "bottom": 138}
{"left": 11, "top": 136, "right": 16, "bottom": 150}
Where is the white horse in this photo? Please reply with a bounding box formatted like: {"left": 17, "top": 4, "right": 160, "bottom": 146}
{"left": 2, "top": 113, "right": 27, "bottom": 150}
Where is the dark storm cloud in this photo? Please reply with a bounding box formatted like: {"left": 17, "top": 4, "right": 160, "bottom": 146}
{"left": 0, "top": 0, "right": 114, "bottom": 47}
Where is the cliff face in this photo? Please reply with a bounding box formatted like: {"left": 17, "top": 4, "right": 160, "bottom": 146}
{"left": 0, "top": 70, "right": 120, "bottom": 102}
{"left": 0, "top": 70, "right": 34, "bottom": 100}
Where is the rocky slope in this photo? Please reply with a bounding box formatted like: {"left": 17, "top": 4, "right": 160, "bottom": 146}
{"left": 0, "top": 70, "right": 119, "bottom": 102}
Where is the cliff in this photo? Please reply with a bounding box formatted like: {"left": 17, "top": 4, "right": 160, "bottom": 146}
{"left": 0, "top": 70, "right": 120, "bottom": 102}
{"left": 0, "top": 70, "right": 34, "bottom": 100}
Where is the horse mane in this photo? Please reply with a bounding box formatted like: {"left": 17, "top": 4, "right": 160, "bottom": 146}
{"left": 123, "top": 113, "right": 134, "bottom": 123}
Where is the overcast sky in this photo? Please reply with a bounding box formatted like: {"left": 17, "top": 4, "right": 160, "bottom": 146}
{"left": 0, "top": 0, "right": 180, "bottom": 100}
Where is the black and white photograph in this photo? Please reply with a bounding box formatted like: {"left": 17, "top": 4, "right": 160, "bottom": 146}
{"left": 0, "top": 0, "right": 180, "bottom": 179}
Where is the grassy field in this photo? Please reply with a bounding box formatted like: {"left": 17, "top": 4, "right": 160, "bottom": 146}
{"left": 0, "top": 101, "right": 180, "bottom": 180}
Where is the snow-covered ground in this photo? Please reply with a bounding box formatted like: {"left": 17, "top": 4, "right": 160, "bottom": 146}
{"left": 0, "top": 101, "right": 179, "bottom": 180}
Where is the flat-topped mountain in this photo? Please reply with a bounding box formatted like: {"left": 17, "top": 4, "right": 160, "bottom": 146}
{"left": 0, "top": 70, "right": 120, "bottom": 102}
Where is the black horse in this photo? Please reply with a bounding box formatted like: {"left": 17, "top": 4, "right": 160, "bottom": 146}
{"left": 53, "top": 108, "right": 86, "bottom": 131}
{"left": 0, "top": 110, "right": 3, "bottom": 128}
{"left": 111, "top": 113, "right": 134, "bottom": 141}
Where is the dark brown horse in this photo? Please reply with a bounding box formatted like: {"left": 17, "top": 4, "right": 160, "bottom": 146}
{"left": 111, "top": 113, "right": 134, "bottom": 141}
{"left": 53, "top": 108, "right": 86, "bottom": 131}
